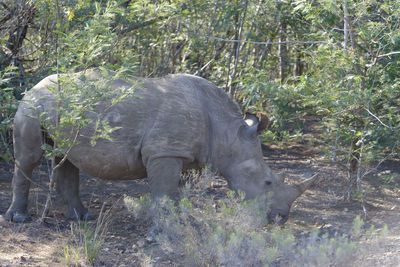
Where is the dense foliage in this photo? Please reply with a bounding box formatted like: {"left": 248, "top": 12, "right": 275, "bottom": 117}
{"left": 0, "top": 0, "right": 399, "bottom": 199}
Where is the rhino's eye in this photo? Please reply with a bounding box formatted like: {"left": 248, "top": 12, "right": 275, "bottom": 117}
{"left": 265, "top": 181, "right": 272, "bottom": 186}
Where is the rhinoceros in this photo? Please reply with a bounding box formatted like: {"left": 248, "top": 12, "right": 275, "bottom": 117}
{"left": 5, "top": 69, "right": 317, "bottom": 223}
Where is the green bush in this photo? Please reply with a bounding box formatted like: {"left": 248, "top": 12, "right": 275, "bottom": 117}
{"left": 239, "top": 70, "right": 312, "bottom": 141}
{"left": 0, "top": 67, "right": 19, "bottom": 162}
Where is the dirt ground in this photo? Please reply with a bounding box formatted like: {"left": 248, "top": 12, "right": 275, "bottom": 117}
{"left": 0, "top": 143, "right": 399, "bottom": 266}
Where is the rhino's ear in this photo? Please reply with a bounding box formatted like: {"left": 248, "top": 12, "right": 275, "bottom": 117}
{"left": 244, "top": 112, "right": 270, "bottom": 134}
{"left": 240, "top": 112, "right": 269, "bottom": 141}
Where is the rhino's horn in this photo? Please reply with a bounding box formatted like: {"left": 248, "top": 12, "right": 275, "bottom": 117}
{"left": 294, "top": 174, "right": 319, "bottom": 197}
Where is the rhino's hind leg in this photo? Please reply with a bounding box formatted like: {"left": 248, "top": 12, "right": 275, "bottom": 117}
{"left": 5, "top": 114, "right": 43, "bottom": 222}
{"left": 147, "top": 157, "right": 183, "bottom": 198}
{"left": 5, "top": 161, "right": 38, "bottom": 222}
{"left": 55, "top": 159, "right": 93, "bottom": 221}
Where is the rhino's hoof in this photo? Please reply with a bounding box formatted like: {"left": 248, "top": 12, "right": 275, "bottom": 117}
{"left": 5, "top": 210, "right": 31, "bottom": 223}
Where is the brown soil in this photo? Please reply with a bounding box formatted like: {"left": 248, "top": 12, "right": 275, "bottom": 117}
{"left": 0, "top": 144, "right": 399, "bottom": 266}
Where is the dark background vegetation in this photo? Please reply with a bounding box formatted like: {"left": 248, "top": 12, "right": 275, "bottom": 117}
{"left": 0, "top": 1, "right": 400, "bottom": 265}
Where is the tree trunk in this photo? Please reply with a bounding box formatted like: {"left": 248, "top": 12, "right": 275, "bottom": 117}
{"left": 279, "top": 20, "right": 288, "bottom": 82}
{"left": 240, "top": 0, "right": 263, "bottom": 76}
{"left": 224, "top": 6, "right": 240, "bottom": 92}
{"left": 3, "top": 1, "right": 35, "bottom": 89}
{"left": 294, "top": 49, "right": 304, "bottom": 76}
{"left": 228, "top": 0, "right": 249, "bottom": 98}
{"left": 255, "top": 37, "right": 271, "bottom": 69}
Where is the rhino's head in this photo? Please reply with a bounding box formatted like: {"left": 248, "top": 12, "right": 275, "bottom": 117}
{"left": 221, "top": 113, "right": 318, "bottom": 224}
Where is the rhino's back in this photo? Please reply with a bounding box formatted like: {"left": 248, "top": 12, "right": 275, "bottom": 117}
{"left": 25, "top": 72, "right": 233, "bottom": 179}
{"left": 133, "top": 74, "right": 214, "bottom": 168}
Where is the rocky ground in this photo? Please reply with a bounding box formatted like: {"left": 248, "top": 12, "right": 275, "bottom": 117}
{"left": 0, "top": 143, "right": 399, "bottom": 266}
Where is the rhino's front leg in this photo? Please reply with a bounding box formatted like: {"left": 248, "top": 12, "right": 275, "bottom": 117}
{"left": 147, "top": 157, "right": 183, "bottom": 198}
{"left": 55, "top": 159, "right": 93, "bottom": 220}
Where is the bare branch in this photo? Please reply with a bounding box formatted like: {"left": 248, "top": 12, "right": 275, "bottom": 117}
{"left": 377, "top": 51, "right": 400, "bottom": 59}
{"left": 194, "top": 58, "right": 214, "bottom": 76}
{"left": 323, "top": 141, "right": 362, "bottom": 164}
{"left": 13, "top": 160, "right": 49, "bottom": 191}
{"left": 362, "top": 141, "right": 399, "bottom": 178}
{"left": 367, "top": 51, "right": 400, "bottom": 67}
{"left": 363, "top": 107, "right": 393, "bottom": 130}
{"left": 206, "top": 35, "right": 326, "bottom": 46}
{"left": 118, "top": 15, "right": 170, "bottom": 35}
{"left": 0, "top": 12, "right": 11, "bottom": 27}
{"left": 39, "top": 126, "right": 81, "bottom": 223}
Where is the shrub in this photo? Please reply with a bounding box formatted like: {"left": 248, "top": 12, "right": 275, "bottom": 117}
{"left": 0, "top": 67, "right": 19, "bottom": 162}
{"left": 125, "top": 170, "right": 389, "bottom": 266}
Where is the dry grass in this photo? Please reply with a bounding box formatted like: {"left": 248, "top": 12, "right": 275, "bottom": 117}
{"left": 61, "top": 204, "right": 111, "bottom": 266}
{"left": 125, "top": 169, "right": 390, "bottom": 266}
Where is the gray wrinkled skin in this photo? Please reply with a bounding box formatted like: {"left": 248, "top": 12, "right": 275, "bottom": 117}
{"left": 5, "top": 69, "right": 312, "bottom": 223}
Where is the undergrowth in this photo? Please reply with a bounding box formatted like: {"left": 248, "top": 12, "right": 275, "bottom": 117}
{"left": 124, "top": 169, "right": 389, "bottom": 266}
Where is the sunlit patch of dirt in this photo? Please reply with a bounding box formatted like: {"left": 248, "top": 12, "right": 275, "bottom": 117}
{"left": 0, "top": 220, "right": 68, "bottom": 266}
